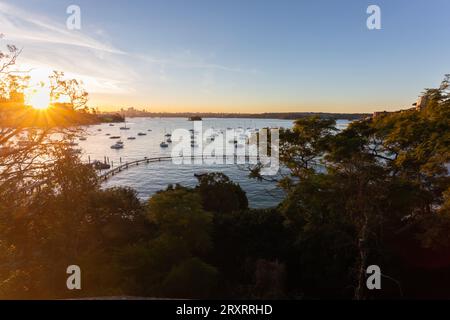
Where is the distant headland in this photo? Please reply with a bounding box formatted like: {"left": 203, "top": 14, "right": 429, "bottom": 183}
{"left": 103, "top": 107, "right": 370, "bottom": 121}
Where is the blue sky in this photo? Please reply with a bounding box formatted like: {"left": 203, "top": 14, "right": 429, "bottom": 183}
{"left": 1, "top": 0, "right": 449, "bottom": 112}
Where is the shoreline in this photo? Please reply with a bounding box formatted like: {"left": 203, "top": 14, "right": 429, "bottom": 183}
{"left": 103, "top": 112, "right": 369, "bottom": 121}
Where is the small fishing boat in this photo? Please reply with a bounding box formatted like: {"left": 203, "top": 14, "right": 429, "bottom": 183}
{"left": 167, "top": 137, "right": 172, "bottom": 143}
{"left": 79, "top": 137, "right": 87, "bottom": 141}
{"left": 110, "top": 136, "right": 121, "bottom": 139}
{"left": 160, "top": 141, "right": 169, "bottom": 148}
{"left": 138, "top": 132, "right": 147, "bottom": 136}
{"left": 127, "top": 137, "right": 136, "bottom": 140}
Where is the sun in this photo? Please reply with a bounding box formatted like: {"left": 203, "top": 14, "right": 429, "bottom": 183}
{"left": 27, "top": 88, "right": 51, "bottom": 110}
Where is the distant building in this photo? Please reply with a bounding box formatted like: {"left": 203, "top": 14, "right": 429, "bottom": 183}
{"left": 118, "top": 106, "right": 152, "bottom": 117}
{"left": 415, "top": 95, "right": 429, "bottom": 111}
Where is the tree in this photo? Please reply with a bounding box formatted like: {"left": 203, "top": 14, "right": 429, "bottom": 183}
{"left": 147, "top": 187, "right": 213, "bottom": 254}
{"left": 117, "top": 187, "right": 217, "bottom": 298}
{"left": 195, "top": 172, "right": 248, "bottom": 214}
{"left": 276, "top": 76, "right": 449, "bottom": 299}
{"left": 0, "top": 149, "right": 153, "bottom": 298}
{"left": 282, "top": 117, "right": 335, "bottom": 175}
{"left": 209, "top": 208, "right": 289, "bottom": 298}
{"left": 0, "top": 34, "right": 92, "bottom": 200}
{"left": 49, "top": 71, "right": 89, "bottom": 111}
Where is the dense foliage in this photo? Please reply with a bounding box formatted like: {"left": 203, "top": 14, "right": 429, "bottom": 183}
{"left": 0, "top": 76, "right": 449, "bottom": 299}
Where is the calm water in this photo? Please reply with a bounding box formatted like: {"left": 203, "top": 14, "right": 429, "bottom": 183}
{"left": 77, "top": 118, "right": 349, "bottom": 208}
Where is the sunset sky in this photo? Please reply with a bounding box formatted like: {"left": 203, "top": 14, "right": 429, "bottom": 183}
{"left": 1, "top": 0, "right": 449, "bottom": 113}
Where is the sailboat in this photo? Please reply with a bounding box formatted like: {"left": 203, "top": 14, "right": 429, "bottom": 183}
{"left": 120, "top": 120, "right": 130, "bottom": 130}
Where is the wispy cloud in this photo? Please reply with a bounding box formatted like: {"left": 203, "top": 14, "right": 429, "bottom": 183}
{"left": 137, "top": 50, "right": 260, "bottom": 74}
{"left": 0, "top": 2, "right": 123, "bottom": 54}
{"left": 0, "top": 1, "right": 136, "bottom": 95}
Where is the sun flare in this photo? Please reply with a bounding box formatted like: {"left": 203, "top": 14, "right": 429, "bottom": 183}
{"left": 27, "top": 89, "right": 51, "bottom": 110}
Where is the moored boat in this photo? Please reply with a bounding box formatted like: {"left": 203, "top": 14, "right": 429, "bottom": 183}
{"left": 111, "top": 142, "right": 124, "bottom": 149}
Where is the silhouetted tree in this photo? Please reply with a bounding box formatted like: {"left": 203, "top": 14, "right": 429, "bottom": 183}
{"left": 195, "top": 172, "right": 248, "bottom": 214}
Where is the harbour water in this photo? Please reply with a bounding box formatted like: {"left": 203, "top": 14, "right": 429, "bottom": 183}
{"left": 77, "top": 117, "right": 350, "bottom": 208}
